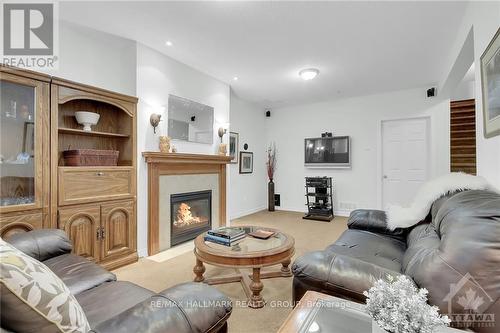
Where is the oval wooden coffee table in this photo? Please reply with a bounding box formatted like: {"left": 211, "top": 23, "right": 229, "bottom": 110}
{"left": 193, "top": 226, "right": 295, "bottom": 308}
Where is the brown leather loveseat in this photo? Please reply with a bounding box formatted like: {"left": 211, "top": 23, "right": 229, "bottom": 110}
{"left": 1, "top": 229, "right": 232, "bottom": 333}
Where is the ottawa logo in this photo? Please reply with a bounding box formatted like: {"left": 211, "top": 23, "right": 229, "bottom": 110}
{"left": 443, "top": 273, "right": 495, "bottom": 329}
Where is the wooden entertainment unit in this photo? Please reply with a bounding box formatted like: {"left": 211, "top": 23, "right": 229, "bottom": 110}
{"left": 1, "top": 66, "right": 138, "bottom": 270}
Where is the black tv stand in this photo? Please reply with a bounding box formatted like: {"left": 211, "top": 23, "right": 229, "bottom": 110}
{"left": 303, "top": 177, "right": 334, "bottom": 222}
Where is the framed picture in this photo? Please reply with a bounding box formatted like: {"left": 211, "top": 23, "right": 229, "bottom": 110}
{"left": 23, "top": 122, "right": 35, "bottom": 157}
{"left": 481, "top": 27, "right": 500, "bottom": 138}
{"left": 229, "top": 132, "right": 239, "bottom": 164}
{"left": 239, "top": 151, "right": 253, "bottom": 174}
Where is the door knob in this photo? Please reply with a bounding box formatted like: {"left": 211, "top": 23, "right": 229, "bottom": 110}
{"left": 383, "top": 175, "right": 388, "bottom": 179}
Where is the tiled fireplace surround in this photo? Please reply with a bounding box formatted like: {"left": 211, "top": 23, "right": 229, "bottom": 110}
{"left": 143, "top": 152, "right": 231, "bottom": 255}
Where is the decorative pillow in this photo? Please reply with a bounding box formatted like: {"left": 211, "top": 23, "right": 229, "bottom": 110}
{"left": 0, "top": 238, "right": 90, "bottom": 333}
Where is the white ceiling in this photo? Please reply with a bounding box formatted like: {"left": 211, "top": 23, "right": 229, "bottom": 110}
{"left": 60, "top": 1, "right": 468, "bottom": 108}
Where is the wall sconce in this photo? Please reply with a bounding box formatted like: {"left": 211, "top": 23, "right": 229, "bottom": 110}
{"left": 218, "top": 127, "right": 227, "bottom": 143}
{"left": 150, "top": 113, "right": 162, "bottom": 134}
{"left": 217, "top": 122, "right": 229, "bottom": 156}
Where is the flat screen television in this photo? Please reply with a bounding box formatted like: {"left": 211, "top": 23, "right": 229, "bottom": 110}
{"left": 304, "top": 136, "right": 351, "bottom": 168}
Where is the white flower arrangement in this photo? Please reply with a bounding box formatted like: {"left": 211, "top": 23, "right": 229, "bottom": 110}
{"left": 363, "top": 275, "right": 451, "bottom": 333}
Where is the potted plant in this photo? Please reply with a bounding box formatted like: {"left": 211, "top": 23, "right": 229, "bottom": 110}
{"left": 364, "top": 275, "right": 451, "bottom": 333}
{"left": 266, "top": 142, "right": 277, "bottom": 212}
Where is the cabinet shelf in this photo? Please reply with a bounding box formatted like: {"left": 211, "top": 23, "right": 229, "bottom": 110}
{"left": 307, "top": 203, "right": 332, "bottom": 207}
{"left": 306, "top": 192, "right": 330, "bottom": 197}
{"left": 58, "top": 166, "right": 133, "bottom": 171}
{"left": 58, "top": 127, "right": 130, "bottom": 138}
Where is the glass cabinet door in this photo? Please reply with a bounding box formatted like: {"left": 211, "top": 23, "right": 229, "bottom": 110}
{"left": 0, "top": 78, "right": 38, "bottom": 209}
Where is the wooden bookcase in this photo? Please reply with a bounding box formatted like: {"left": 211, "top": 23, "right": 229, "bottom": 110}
{"left": 0, "top": 66, "right": 138, "bottom": 270}
{"left": 50, "top": 78, "right": 138, "bottom": 270}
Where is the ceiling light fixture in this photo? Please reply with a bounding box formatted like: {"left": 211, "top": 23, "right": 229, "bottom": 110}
{"left": 299, "top": 68, "right": 319, "bottom": 81}
{"left": 165, "top": 41, "right": 173, "bottom": 46}
{"left": 233, "top": 76, "right": 239, "bottom": 81}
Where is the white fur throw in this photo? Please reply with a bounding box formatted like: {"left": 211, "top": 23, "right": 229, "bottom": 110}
{"left": 386, "top": 172, "right": 494, "bottom": 230}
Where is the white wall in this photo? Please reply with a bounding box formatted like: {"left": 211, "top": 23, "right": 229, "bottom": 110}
{"left": 441, "top": 1, "right": 500, "bottom": 188}
{"left": 265, "top": 88, "right": 450, "bottom": 215}
{"left": 451, "top": 79, "right": 475, "bottom": 101}
{"left": 136, "top": 44, "right": 230, "bottom": 256}
{"left": 229, "top": 93, "right": 267, "bottom": 219}
{"left": 42, "top": 21, "right": 136, "bottom": 96}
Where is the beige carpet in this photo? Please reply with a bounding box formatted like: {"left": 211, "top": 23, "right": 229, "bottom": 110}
{"left": 113, "top": 210, "right": 347, "bottom": 333}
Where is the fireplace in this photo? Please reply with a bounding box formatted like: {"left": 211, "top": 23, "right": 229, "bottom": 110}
{"left": 143, "top": 152, "right": 230, "bottom": 255}
{"left": 170, "top": 190, "right": 212, "bottom": 246}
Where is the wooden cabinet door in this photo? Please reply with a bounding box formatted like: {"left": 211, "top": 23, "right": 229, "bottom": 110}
{"left": 0, "top": 71, "right": 49, "bottom": 215}
{"left": 0, "top": 212, "right": 43, "bottom": 240}
{"left": 58, "top": 205, "right": 100, "bottom": 262}
{"left": 100, "top": 200, "right": 135, "bottom": 261}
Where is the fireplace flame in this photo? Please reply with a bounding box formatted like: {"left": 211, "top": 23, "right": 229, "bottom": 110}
{"left": 174, "top": 202, "right": 201, "bottom": 226}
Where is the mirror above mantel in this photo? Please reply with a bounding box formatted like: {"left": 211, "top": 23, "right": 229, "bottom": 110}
{"left": 167, "top": 94, "right": 214, "bottom": 144}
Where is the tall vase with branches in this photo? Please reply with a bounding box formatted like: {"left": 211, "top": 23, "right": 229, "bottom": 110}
{"left": 267, "top": 142, "right": 277, "bottom": 211}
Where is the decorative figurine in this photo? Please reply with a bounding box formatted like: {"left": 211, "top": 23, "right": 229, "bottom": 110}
{"left": 159, "top": 136, "right": 171, "bottom": 153}
{"left": 218, "top": 143, "right": 227, "bottom": 155}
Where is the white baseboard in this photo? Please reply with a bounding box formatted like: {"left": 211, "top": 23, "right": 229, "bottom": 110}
{"left": 334, "top": 210, "right": 352, "bottom": 217}
{"left": 276, "top": 206, "right": 306, "bottom": 213}
{"left": 230, "top": 205, "right": 267, "bottom": 220}
{"left": 138, "top": 247, "right": 148, "bottom": 258}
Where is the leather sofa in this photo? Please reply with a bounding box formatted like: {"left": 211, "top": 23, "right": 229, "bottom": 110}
{"left": 1, "top": 229, "right": 232, "bottom": 333}
{"left": 292, "top": 190, "right": 500, "bottom": 332}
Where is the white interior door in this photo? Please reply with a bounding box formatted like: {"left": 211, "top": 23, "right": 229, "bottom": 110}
{"left": 382, "top": 117, "right": 430, "bottom": 209}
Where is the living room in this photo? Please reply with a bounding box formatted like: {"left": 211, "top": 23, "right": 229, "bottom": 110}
{"left": 1, "top": 1, "right": 499, "bottom": 333}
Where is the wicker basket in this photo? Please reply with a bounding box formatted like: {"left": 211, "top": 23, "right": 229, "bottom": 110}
{"left": 63, "top": 149, "right": 119, "bottom": 166}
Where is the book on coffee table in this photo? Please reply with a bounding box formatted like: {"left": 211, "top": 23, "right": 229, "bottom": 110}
{"left": 207, "top": 227, "right": 245, "bottom": 240}
{"left": 247, "top": 229, "right": 275, "bottom": 239}
{"left": 204, "top": 233, "right": 246, "bottom": 246}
